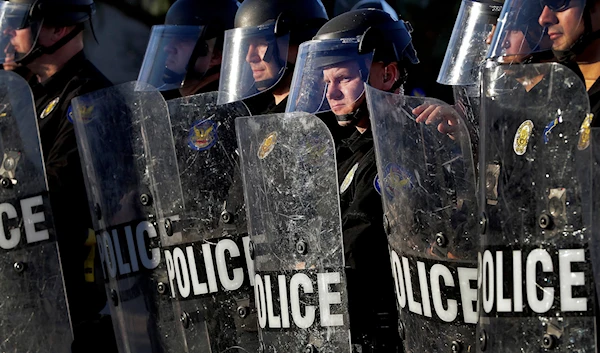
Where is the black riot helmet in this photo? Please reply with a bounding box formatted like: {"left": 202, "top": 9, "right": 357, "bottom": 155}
{"left": 137, "top": 0, "right": 239, "bottom": 91}
{"left": 0, "top": 0, "right": 96, "bottom": 65}
{"left": 217, "top": 0, "right": 329, "bottom": 105}
{"left": 286, "top": 8, "right": 419, "bottom": 118}
{"left": 351, "top": 0, "right": 399, "bottom": 20}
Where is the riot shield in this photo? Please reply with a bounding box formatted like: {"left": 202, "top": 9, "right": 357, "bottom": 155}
{"left": 147, "top": 91, "right": 259, "bottom": 352}
{"left": 236, "top": 113, "right": 351, "bottom": 353}
{"left": 479, "top": 62, "right": 595, "bottom": 351}
{"left": 73, "top": 82, "right": 182, "bottom": 353}
{"left": 0, "top": 69, "right": 72, "bottom": 352}
{"left": 366, "top": 85, "right": 479, "bottom": 352}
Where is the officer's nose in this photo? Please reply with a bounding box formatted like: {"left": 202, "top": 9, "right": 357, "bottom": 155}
{"left": 246, "top": 43, "right": 260, "bottom": 63}
{"left": 326, "top": 82, "right": 342, "bottom": 101}
{"left": 539, "top": 6, "right": 558, "bottom": 27}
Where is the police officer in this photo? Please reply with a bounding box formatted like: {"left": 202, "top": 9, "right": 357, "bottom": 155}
{"left": 137, "top": 0, "right": 239, "bottom": 99}
{"left": 287, "top": 8, "right": 419, "bottom": 353}
{"left": 538, "top": 0, "right": 600, "bottom": 123}
{"left": 217, "top": 0, "right": 329, "bottom": 114}
{"left": 0, "top": 0, "right": 114, "bottom": 351}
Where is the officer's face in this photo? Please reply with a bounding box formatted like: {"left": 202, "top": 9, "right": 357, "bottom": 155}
{"left": 5, "top": 27, "right": 32, "bottom": 55}
{"left": 245, "top": 37, "right": 281, "bottom": 88}
{"left": 323, "top": 60, "right": 365, "bottom": 119}
{"left": 538, "top": 0, "right": 585, "bottom": 51}
{"left": 164, "top": 37, "right": 197, "bottom": 74}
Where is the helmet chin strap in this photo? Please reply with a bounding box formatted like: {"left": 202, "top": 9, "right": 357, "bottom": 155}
{"left": 17, "top": 23, "right": 83, "bottom": 66}
{"left": 553, "top": 6, "right": 600, "bottom": 62}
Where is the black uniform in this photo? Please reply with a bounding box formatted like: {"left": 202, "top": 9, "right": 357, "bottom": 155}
{"left": 30, "top": 51, "right": 115, "bottom": 350}
{"left": 589, "top": 77, "right": 600, "bottom": 127}
{"left": 336, "top": 129, "right": 400, "bottom": 353}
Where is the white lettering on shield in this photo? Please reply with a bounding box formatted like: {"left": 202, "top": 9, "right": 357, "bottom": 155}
{"left": 254, "top": 272, "right": 345, "bottom": 329}
{"left": 96, "top": 220, "right": 161, "bottom": 279}
{"left": 0, "top": 195, "right": 50, "bottom": 249}
{"left": 479, "top": 248, "right": 589, "bottom": 315}
{"left": 390, "top": 249, "right": 478, "bottom": 324}
{"left": 163, "top": 235, "right": 255, "bottom": 298}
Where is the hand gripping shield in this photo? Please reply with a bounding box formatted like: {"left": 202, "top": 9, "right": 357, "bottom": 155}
{"left": 0, "top": 69, "right": 72, "bottom": 352}
{"left": 150, "top": 91, "right": 259, "bottom": 352}
{"left": 72, "top": 82, "right": 183, "bottom": 353}
{"left": 366, "top": 85, "right": 479, "bottom": 352}
{"left": 236, "top": 113, "right": 351, "bottom": 353}
{"left": 478, "top": 62, "right": 595, "bottom": 352}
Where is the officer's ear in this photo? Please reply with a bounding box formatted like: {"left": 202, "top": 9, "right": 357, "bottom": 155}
{"left": 372, "top": 61, "right": 399, "bottom": 92}
{"left": 45, "top": 25, "right": 77, "bottom": 44}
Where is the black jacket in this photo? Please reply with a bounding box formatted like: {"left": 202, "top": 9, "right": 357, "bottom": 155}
{"left": 336, "top": 129, "right": 399, "bottom": 353}
{"left": 30, "top": 51, "right": 113, "bottom": 342}
{"left": 589, "top": 76, "right": 600, "bottom": 127}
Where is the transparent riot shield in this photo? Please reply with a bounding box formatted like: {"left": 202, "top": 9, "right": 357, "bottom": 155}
{"left": 148, "top": 91, "right": 259, "bottom": 352}
{"left": 73, "top": 82, "right": 183, "bottom": 353}
{"left": 0, "top": 69, "right": 72, "bottom": 352}
{"left": 366, "top": 85, "right": 479, "bottom": 353}
{"left": 236, "top": 113, "right": 351, "bottom": 353}
{"left": 479, "top": 62, "right": 595, "bottom": 352}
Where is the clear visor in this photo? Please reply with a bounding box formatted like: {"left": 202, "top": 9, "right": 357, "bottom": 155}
{"left": 286, "top": 38, "right": 374, "bottom": 115}
{"left": 136, "top": 25, "right": 207, "bottom": 91}
{"left": 217, "top": 22, "right": 290, "bottom": 105}
{"left": 487, "top": 0, "right": 585, "bottom": 62}
{"left": 437, "top": 0, "right": 502, "bottom": 85}
{"left": 0, "top": 2, "right": 40, "bottom": 65}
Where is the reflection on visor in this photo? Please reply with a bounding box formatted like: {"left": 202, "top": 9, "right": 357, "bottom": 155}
{"left": 540, "top": 0, "right": 571, "bottom": 11}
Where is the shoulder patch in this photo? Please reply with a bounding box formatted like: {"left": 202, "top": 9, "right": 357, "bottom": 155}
{"left": 578, "top": 113, "right": 593, "bottom": 151}
{"left": 383, "top": 163, "right": 414, "bottom": 199}
{"left": 40, "top": 97, "right": 60, "bottom": 120}
{"left": 373, "top": 175, "right": 381, "bottom": 195}
{"left": 340, "top": 162, "right": 359, "bottom": 194}
{"left": 188, "top": 119, "right": 218, "bottom": 151}
{"left": 513, "top": 120, "right": 533, "bottom": 156}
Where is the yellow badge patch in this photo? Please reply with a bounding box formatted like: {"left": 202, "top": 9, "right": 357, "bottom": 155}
{"left": 513, "top": 120, "right": 534, "bottom": 156}
{"left": 577, "top": 113, "right": 594, "bottom": 151}
{"left": 40, "top": 97, "right": 60, "bottom": 119}
{"left": 258, "top": 132, "right": 277, "bottom": 159}
{"left": 340, "top": 162, "right": 359, "bottom": 194}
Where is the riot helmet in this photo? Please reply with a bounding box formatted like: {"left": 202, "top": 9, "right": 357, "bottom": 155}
{"left": 286, "top": 8, "right": 418, "bottom": 123}
{"left": 351, "top": 0, "right": 399, "bottom": 20}
{"left": 137, "top": 0, "right": 239, "bottom": 91}
{"left": 0, "top": 0, "right": 95, "bottom": 66}
{"left": 217, "top": 0, "right": 329, "bottom": 105}
{"left": 437, "top": 0, "right": 504, "bottom": 85}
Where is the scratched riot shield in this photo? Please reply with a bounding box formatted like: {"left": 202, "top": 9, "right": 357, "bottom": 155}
{"left": 0, "top": 69, "right": 72, "bottom": 352}
{"left": 478, "top": 62, "right": 595, "bottom": 351}
{"left": 236, "top": 113, "right": 351, "bottom": 353}
{"left": 145, "top": 91, "right": 259, "bottom": 352}
{"left": 73, "top": 82, "right": 183, "bottom": 353}
{"left": 366, "top": 85, "right": 478, "bottom": 352}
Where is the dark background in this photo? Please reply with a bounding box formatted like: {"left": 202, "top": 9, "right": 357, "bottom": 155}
{"left": 88, "top": 0, "right": 461, "bottom": 104}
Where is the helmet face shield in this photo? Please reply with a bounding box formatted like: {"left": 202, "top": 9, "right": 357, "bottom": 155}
{"left": 217, "top": 22, "right": 290, "bottom": 105}
{"left": 286, "top": 38, "right": 374, "bottom": 115}
{"left": 437, "top": 0, "right": 502, "bottom": 85}
{"left": 137, "top": 25, "right": 208, "bottom": 91}
{"left": 0, "top": 2, "right": 41, "bottom": 65}
{"left": 487, "top": 0, "right": 585, "bottom": 62}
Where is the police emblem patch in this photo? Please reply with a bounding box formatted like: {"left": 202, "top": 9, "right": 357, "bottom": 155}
{"left": 577, "top": 113, "right": 593, "bottom": 151}
{"left": 68, "top": 104, "right": 95, "bottom": 124}
{"left": 340, "top": 162, "right": 359, "bottom": 194}
{"left": 513, "top": 120, "right": 534, "bottom": 156}
{"left": 188, "top": 119, "right": 218, "bottom": 151}
{"left": 40, "top": 97, "right": 60, "bottom": 119}
{"left": 383, "top": 163, "right": 413, "bottom": 198}
{"left": 258, "top": 131, "right": 277, "bottom": 159}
